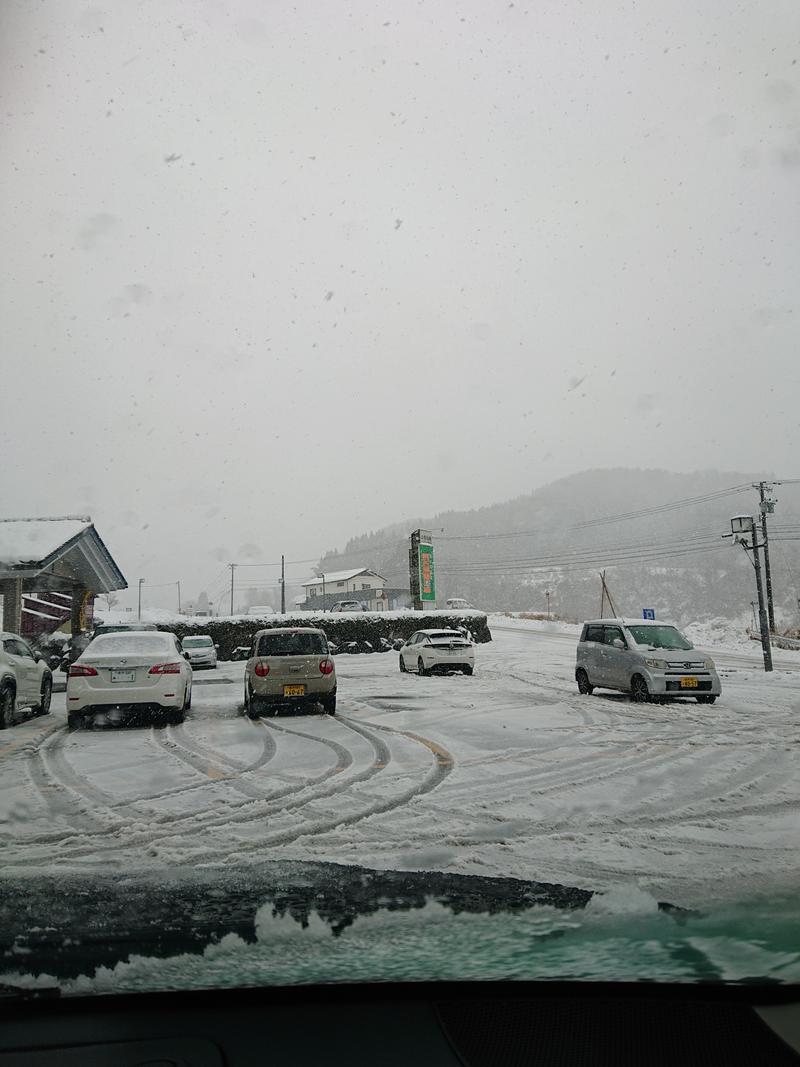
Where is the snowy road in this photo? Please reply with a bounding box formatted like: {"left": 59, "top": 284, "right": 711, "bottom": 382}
{"left": 1, "top": 628, "right": 798, "bottom": 910}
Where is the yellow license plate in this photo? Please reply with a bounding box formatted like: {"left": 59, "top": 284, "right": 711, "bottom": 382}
{"left": 680, "top": 677, "right": 699, "bottom": 689}
{"left": 283, "top": 684, "right": 305, "bottom": 697}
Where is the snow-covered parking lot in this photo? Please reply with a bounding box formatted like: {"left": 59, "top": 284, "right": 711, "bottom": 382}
{"left": 1, "top": 624, "right": 798, "bottom": 910}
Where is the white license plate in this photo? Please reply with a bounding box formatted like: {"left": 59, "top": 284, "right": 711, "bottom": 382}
{"left": 111, "top": 670, "right": 136, "bottom": 683}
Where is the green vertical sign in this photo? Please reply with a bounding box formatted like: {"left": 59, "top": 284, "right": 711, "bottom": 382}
{"left": 419, "top": 543, "right": 435, "bottom": 602}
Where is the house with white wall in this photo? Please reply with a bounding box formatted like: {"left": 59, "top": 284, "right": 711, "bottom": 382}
{"left": 301, "top": 568, "right": 388, "bottom": 611}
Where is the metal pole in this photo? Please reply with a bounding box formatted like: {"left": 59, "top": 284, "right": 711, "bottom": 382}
{"left": 758, "top": 484, "right": 776, "bottom": 632}
{"left": 280, "top": 555, "right": 286, "bottom": 614}
{"left": 751, "top": 536, "right": 773, "bottom": 672}
{"left": 229, "top": 564, "right": 235, "bottom": 616}
{"left": 138, "top": 578, "right": 144, "bottom": 621}
{"left": 177, "top": 581, "right": 181, "bottom": 614}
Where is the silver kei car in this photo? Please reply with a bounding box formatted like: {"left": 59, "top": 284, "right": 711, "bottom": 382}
{"left": 243, "top": 627, "right": 336, "bottom": 717}
{"left": 575, "top": 618, "right": 722, "bottom": 704}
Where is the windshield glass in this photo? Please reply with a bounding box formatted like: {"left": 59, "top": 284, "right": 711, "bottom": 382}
{"left": 627, "top": 625, "right": 694, "bottom": 651}
{"left": 258, "top": 632, "right": 327, "bottom": 656}
{"left": 2, "top": 0, "right": 799, "bottom": 1004}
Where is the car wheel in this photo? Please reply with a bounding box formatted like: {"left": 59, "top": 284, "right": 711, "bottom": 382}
{"left": 417, "top": 657, "right": 429, "bottom": 677}
{"left": 399, "top": 655, "right": 407, "bottom": 673}
{"left": 462, "top": 665, "right": 473, "bottom": 676}
{"left": 696, "top": 694, "right": 717, "bottom": 704}
{"left": 170, "top": 706, "right": 186, "bottom": 725}
{"left": 631, "top": 674, "right": 650, "bottom": 703}
{"left": 34, "top": 676, "right": 53, "bottom": 716}
{"left": 576, "top": 669, "right": 593, "bottom": 695}
{"left": 67, "top": 712, "right": 81, "bottom": 731}
{"left": 247, "top": 694, "right": 264, "bottom": 719}
{"left": 321, "top": 693, "right": 337, "bottom": 715}
{"left": 0, "top": 685, "right": 14, "bottom": 729}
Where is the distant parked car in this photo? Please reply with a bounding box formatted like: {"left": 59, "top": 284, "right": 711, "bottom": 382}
{"left": 399, "top": 629, "right": 474, "bottom": 676}
{"left": 445, "top": 598, "right": 475, "bottom": 610}
{"left": 329, "top": 600, "right": 366, "bottom": 612}
{"left": 243, "top": 627, "right": 336, "bottom": 716}
{"left": 180, "top": 634, "right": 218, "bottom": 669}
{"left": 0, "top": 631, "right": 53, "bottom": 728}
{"left": 575, "top": 618, "right": 721, "bottom": 704}
{"left": 67, "top": 630, "right": 192, "bottom": 729}
{"left": 247, "top": 605, "right": 274, "bottom": 616}
{"left": 231, "top": 646, "right": 251, "bottom": 661}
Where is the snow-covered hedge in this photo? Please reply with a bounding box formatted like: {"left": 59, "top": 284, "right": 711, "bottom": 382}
{"left": 154, "top": 611, "right": 492, "bottom": 659}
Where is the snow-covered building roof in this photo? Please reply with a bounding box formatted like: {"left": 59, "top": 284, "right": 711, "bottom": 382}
{"left": 301, "top": 568, "right": 385, "bottom": 587}
{"left": 0, "top": 517, "right": 126, "bottom": 593}
{"left": 0, "top": 517, "right": 92, "bottom": 565}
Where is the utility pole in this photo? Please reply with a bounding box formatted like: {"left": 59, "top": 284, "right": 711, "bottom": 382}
{"left": 227, "top": 559, "right": 236, "bottom": 618}
{"left": 545, "top": 590, "right": 551, "bottom": 619}
{"left": 727, "top": 516, "right": 772, "bottom": 672}
{"left": 599, "top": 571, "right": 606, "bottom": 618}
{"left": 754, "top": 482, "right": 777, "bottom": 632}
{"left": 280, "top": 555, "right": 286, "bottom": 614}
{"left": 137, "top": 578, "right": 145, "bottom": 621}
{"left": 176, "top": 581, "right": 182, "bottom": 614}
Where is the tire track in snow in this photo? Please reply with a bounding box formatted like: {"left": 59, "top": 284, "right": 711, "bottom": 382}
{"left": 150, "top": 724, "right": 271, "bottom": 801}
{"left": 181, "top": 713, "right": 453, "bottom": 862}
{"left": 19, "top": 726, "right": 121, "bottom": 837}
{"left": 4, "top": 713, "right": 390, "bottom": 866}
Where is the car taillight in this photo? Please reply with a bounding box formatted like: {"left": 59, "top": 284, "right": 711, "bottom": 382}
{"left": 254, "top": 661, "right": 270, "bottom": 677}
{"left": 148, "top": 663, "right": 182, "bottom": 675}
{"left": 319, "top": 659, "right": 334, "bottom": 675}
{"left": 68, "top": 664, "right": 97, "bottom": 677}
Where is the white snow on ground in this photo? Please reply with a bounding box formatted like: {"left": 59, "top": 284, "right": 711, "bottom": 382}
{"left": 1, "top": 628, "right": 798, "bottom": 912}
{"left": 493, "top": 612, "right": 800, "bottom": 664}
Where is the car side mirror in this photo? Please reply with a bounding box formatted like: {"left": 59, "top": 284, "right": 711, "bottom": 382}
{"left": 183, "top": 651, "right": 191, "bottom": 660}
{"left": 613, "top": 638, "right": 625, "bottom": 650}
{"left": 33, "top": 651, "right": 42, "bottom": 663}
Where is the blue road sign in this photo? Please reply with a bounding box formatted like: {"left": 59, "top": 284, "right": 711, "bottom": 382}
{"left": 642, "top": 608, "right": 656, "bottom": 620}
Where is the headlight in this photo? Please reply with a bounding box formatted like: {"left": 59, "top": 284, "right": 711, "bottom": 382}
{"left": 644, "top": 658, "right": 667, "bottom": 669}
{"left": 704, "top": 658, "right": 715, "bottom": 669}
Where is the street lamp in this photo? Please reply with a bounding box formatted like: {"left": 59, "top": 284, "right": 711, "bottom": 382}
{"left": 137, "top": 578, "right": 145, "bottom": 621}
{"left": 727, "top": 516, "right": 772, "bottom": 671}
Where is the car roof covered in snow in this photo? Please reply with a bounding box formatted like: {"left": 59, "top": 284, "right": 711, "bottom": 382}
{"left": 252, "top": 626, "right": 327, "bottom": 636}
{"left": 581, "top": 618, "right": 677, "bottom": 628}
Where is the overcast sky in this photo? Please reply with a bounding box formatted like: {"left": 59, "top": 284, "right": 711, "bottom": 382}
{"left": 2, "top": 0, "right": 798, "bottom": 609}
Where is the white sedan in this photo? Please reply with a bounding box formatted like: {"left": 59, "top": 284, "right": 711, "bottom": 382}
{"left": 67, "top": 630, "right": 192, "bottom": 729}
{"left": 399, "top": 629, "right": 475, "bottom": 676}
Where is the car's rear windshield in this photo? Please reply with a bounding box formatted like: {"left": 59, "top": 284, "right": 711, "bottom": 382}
{"left": 626, "top": 625, "right": 693, "bottom": 651}
{"left": 258, "top": 632, "right": 328, "bottom": 656}
{"left": 182, "top": 637, "right": 213, "bottom": 648}
{"left": 430, "top": 631, "right": 466, "bottom": 641}
{"left": 88, "top": 635, "right": 173, "bottom": 655}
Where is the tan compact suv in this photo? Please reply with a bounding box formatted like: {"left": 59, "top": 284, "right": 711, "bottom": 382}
{"left": 243, "top": 627, "right": 336, "bottom": 717}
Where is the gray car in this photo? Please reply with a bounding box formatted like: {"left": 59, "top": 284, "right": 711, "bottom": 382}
{"left": 575, "top": 618, "right": 721, "bottom": 704}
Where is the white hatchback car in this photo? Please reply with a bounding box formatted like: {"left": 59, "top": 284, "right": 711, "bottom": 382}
{"left": 67, "top": 630, "right": 193, "bottom": 729}
{"left": 399, "top": 629, "right": 475, "bottom": 676}
{"left": 0, "top": 631, "right": 53, "bottom": 728}
{"left": 180, "top": 634, "right": 218, "bottom": 669}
